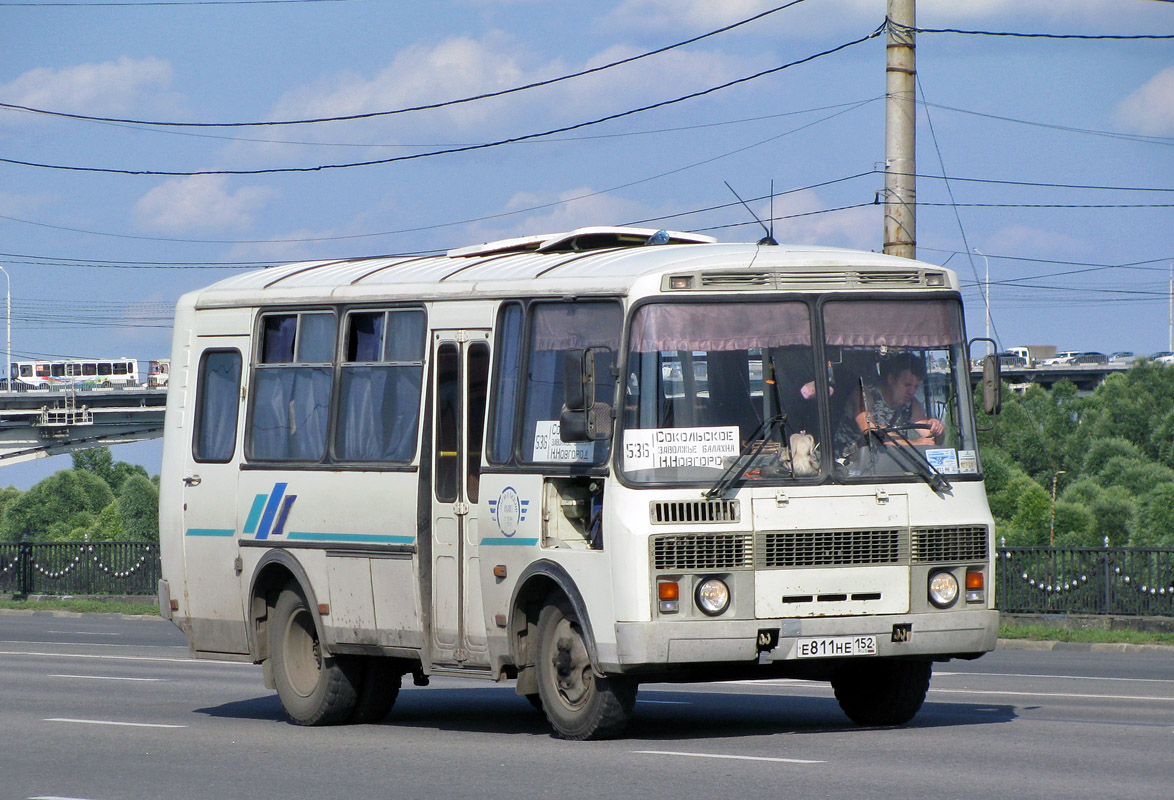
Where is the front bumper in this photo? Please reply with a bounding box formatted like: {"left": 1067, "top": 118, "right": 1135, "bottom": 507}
{"left": 609, "top": 609, "right": 998, "bottom": 672}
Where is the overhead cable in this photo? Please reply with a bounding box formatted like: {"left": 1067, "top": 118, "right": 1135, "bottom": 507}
{"left": 0, "top": 0, "right": 811, "bottom": 128}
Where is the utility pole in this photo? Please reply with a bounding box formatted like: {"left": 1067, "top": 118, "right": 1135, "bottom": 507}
{"left": 884, "top": 0, "right": 916, "bottom": 259}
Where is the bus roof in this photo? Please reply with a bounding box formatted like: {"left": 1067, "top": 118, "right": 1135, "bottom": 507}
{"left": 187, "top": 227, "right": 958, "bottom": 309}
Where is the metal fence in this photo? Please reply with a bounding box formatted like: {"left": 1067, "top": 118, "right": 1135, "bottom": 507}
{"left": 0, "top": 541, "right": 159, "bottom": 597}
{"left": 997, "top": 546, "right": 1174, "bottom": 617}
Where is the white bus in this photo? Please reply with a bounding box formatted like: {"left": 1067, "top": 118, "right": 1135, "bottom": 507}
{"left": 158, "top": 227, "right": 1001, "bottom": 740}
{"left": 11, "top": 357, "right": 139, "bottom": 389}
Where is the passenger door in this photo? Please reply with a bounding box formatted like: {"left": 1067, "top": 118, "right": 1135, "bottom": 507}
{"left": 429, "top": 330, "right": 492, "bottom": 668}
{"left": 180, "top": 328, "right": 250, "bottom": 655}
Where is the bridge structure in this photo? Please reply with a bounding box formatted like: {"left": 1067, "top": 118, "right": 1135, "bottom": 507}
{"left": 0, "top": 386, "right": 167, "bottom": 466}
{"left": 972, "top": 362, "right": 1134, "bottom": 393}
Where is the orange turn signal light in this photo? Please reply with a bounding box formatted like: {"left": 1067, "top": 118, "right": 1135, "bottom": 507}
{"left": 658, "top": 581, "right": 680, "bottom": 601}
{"left": 965, "top": 571, "right": 984, "bottom": 590}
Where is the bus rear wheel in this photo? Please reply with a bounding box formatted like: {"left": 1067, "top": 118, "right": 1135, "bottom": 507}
{"left": 831, "top": 659, "right": 931, "bottom": 726}
{"left": 535, "top": 595, "right": 636, "bottom": 740}
{"left": 347, "top": 656, "right": 401, "bottom": 724}
{"left": 270, "top": 585, "right": 360, "bottom": 726}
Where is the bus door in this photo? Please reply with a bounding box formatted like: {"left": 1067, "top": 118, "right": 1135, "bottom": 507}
{"left": 180, "top": 325, "right": 249, "bottom": 655}
{"left": 429, "top": 330, "right": 491, "bottom": 668}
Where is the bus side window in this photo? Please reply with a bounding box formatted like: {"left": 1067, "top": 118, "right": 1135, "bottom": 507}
{"left": 487, "top": 302, "right": 523, "bottom": 464}
{"left": 249, "top": 311, "right": 336, "bottom": 462}
{"left": 194, "top": 350, "right": 243, "bottom": 463}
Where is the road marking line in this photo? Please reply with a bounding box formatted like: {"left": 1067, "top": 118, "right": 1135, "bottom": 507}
{"left": 0, "top": 649, "right": 249, "bottom": 665}
{"left": 44, "top": 718, "right": 187, "bottom": 729}
{"left": 936, "top": 670, "right": 1174, "bottom": 685}
{"left": 930, "top": 688, "right": 1173, "bottom": 702}
{"left": 29, "top": 795, "right": 109, "bottom": 800}
{"left": 49, "top": 674, "right": 166, "bottom": 682}
{"left": 1, "top": 639, "right": 181, "bottom": 649}
{"left": 635, "top": 750, "right": 824, "bottom": 764}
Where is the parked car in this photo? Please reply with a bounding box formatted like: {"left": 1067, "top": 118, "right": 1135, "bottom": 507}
{"left": 1070, "top": 351, "right": 1107, "bottom": 366}
{"left": 1041, "top": 350, "right": 1080, "bottom": 366}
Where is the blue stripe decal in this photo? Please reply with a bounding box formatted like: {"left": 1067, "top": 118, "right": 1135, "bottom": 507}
{"left": 254, "top": 483, "right": 287, "bottom": 540}
{"left": 286, "top": 532, "right": 415, "bottom": 544}
{"left": 481, "top": 537, "right": 539, "bottom": 547}
{"left": 271, "top": 495, "right": 297, "bottom": 538}
{"left": 243, "top": 494, "right": 267, "bottom": 534}
{"left": 185, "top": 528, "right": 235, "bottom": 537}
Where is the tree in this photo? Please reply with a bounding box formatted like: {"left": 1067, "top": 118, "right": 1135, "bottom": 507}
{"left": 0, "top": 470, "right": 114, "bottom": 542}
{"left": 118, "top": 474, "right": 159, "bottom": 541}
{"left": 71, "top": 446, "right": 150, "bottom": 493}
{"left": 1129, "top": 483, "right": 1174, "bottom": 547}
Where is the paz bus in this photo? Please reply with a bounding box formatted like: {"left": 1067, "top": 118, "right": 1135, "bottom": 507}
{"left": 158, "top": 227, "right": 1001, "bottom": 740}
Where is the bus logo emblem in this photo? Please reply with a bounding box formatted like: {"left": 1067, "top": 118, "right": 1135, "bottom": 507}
{"left": 489, "top": 487, "right": 528, "bottom": 537}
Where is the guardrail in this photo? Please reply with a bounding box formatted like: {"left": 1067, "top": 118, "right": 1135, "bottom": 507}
{"left": 0, "top": 541, "right": 159, "bottom": 597}
{"left": 997, "top": 546, "right": 1174, "bottom": 617}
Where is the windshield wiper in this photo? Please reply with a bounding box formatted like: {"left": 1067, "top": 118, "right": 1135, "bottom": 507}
{"left": 705, "top": 412, "right": 787, "bottom": 499}
{"left": 864, "top": 424, "right": 952, "bottom": 493}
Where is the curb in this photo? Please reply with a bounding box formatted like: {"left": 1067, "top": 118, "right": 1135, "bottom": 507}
{"left": 0, "top": 607, "right": 165, "bottom": 622}
{"left": 997, "top": 637, "right": 1174, "bottom": 654}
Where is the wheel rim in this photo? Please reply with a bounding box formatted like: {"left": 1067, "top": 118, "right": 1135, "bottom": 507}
{"left": 282, "top": 605, "right": 322, "bottom": 698}
{"left": 549, "top": 617, "right": 593, "bottom": 709}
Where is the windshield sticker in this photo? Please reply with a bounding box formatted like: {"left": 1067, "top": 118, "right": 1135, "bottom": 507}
{"left": 624, "top": 426, "right": 740, "bottom": 471}
{"left": 532, "top": 420, "right": 595, "bottom": 462}
{"left": 957, "top": 450, "right": 979, "bottom": 474}
{"left": 925, "top": 448, "right": 959, "bottom": 475}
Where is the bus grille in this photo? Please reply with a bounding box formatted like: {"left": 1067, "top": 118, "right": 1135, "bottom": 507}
{"left": 650, "top": 499, "right": 740, "bottom": 524}
{"left": 760, "top": 529, "right": 903, "bottom": 568}
{"left": 652, "top": 533, "right": 753, "bottom": 571}
{"left": 912, "top": 526, "right": 989, "bottom": 563}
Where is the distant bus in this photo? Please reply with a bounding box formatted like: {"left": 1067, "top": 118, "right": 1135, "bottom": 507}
{"left": 11, "top": 358, "right": 139, "bottom": 389}
{"left": 148, "top": 359, "right": 171, "bottom": 388}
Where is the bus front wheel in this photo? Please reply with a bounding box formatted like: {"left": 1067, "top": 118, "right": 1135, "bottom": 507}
{"left": 535, "top": 595, "right": 636, "bottom": 740}
{"left": 831, "top": 659, "right": 931, "bottom": 726}
{"left": 270, "top": 585, "right": 360, "bottom": 725}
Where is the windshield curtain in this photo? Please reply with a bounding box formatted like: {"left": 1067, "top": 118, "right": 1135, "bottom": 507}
{"left": 622, "top": 300, "right": 821, "bottom": 485}
{"left": 619, "top": 297, "right": 979, "bottom": 487}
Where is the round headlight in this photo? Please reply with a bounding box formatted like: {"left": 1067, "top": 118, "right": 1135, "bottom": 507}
{"left": 695, "top": 578, "right": 731, "bottom": 616}
{"left": 928, "top": 570, "right": 960, "bottom": 608}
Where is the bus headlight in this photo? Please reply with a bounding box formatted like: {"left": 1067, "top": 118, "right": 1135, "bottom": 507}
{"left": 695, "top": 578, "right": 731, "bottom": 616}
{"left": 928, "top": 570, "right": 959, "bottom": 608}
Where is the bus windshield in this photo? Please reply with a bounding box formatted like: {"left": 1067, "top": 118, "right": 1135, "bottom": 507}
{"left": 619, "top": 297, "right": 979, "bottom": 487}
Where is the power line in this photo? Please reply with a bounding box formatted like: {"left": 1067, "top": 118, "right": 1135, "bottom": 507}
{"left": 0, "top": 26, "right": 882, "bottom": 176}
{"left": 0, "top": 1, "right": 812, "bottom": 129}
{"left": 921, "top": 101, "right": 1174, "bottom": 146}
{"left": 911, "top": 25, "right": 1174, "bottom": 41}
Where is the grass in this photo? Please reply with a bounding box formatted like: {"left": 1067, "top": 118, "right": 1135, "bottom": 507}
{"left": 0, "top": 597, "right": 159, "bottom": 616}
{"left": 999, "top": 623, "right": 1174, "bottom": 647}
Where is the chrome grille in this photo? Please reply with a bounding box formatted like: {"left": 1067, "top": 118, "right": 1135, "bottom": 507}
{"left": 912, "top": 526, "right": 989, "bottom": 563}
{"left": 760, "top": 529, "right": 903, "bottom": 568}
{"left": 650, "top": 499, "right": 739, "bottom": 524}
{"left": 652, "top": 533, "right": 752, "bottom": 570}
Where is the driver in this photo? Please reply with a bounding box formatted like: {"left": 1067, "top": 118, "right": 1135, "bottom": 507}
{"left": 834, "top": 353, "right": 944, "bottom": 457}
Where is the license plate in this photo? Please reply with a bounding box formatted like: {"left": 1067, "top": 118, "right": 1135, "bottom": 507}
{"left": 795, "top": 635, "right": 878, "bottom": 658}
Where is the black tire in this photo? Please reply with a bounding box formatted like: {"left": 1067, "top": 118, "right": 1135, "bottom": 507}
{"left": 348, "top": 656, "right": 402, "bottom": 724}
{"left": 831, "top": 660, "right": 932, "bottom": 726}
{"left": 270, "top": 585, "right": 360, "bottom": 726}
{"left": 535, "top": 595, "right": 636, "bottom": 740}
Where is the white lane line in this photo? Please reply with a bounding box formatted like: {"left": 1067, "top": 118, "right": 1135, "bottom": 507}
{"left": 936, "top": 670, "right": 1174, "bottom": 685}
{"left": 635, "top": 750, "right": 824, "bottom": 764}
{"left": 49, "top": 674, "right": 166, "bottom": 682}
{"left": 44, "top": 718, "right": 187, "bottom": 729}
{"left": 1, "top": 640, "right": 181, "bottom": 649}
{"left": 29, "top": 796, "right": 110, "bottom": 800}
{"left": 42, "top": 631, "right": 119, "bottom": 636}
{"left": 0, "top": 649, "right": 249, "bottom": 665}
{"left": 930, "top": 687, "right": 1174, "bottom": 702}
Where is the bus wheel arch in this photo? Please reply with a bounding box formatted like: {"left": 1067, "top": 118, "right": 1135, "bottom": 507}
{"left": 508, "top": 560, "right": 602, "bottom": 688}
{"left": 247, "top": 551, "right": 324, "bottom": 667}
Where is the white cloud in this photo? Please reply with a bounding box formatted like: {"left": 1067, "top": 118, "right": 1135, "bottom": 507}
{"left": 0, "top": 56, "right": 173, "bottom": 118}
{"left": 767, "top": 189, "right": 879, "bottom": 250}
{"left": 133, "top": 175, "right": 277, "bottom": 233}
{"left": 983, "top": 224, "right": 1085, "bottom": 256}
{"left": 1115, "top": 67, "right": 1174, "bottom": 136}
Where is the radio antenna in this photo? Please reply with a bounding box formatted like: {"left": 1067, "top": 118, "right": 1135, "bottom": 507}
{"left": 724, "top": 181, "right": 777, "bottom": 246}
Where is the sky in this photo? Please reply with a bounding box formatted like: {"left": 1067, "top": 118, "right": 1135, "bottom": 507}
{"left": 0, "top": 0, "right": 1171, "bottom": 487}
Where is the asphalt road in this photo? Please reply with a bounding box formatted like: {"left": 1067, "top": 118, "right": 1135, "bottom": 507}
{"left": 0, "top": 613, "right": 1171, "bottom": 800}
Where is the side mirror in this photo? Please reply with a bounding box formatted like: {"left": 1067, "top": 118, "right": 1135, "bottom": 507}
{"left": 560, "top": 348, "right": 613, "bottom": 442}
{"left": 982, "top": 354, "right": 1002, "bottom": 415}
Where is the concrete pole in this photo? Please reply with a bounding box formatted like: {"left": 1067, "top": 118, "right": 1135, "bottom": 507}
{"left": 884, "top": 0, "right": 916, "bottom": 259}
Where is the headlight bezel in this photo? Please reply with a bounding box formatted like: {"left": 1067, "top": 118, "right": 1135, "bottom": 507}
{"left": 928, "top": 569, "right": 960, "bottom": 609}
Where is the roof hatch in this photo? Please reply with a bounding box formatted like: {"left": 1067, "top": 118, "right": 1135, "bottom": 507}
{"left": 446, "top": 226, "right": 716, "bottom": 258}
